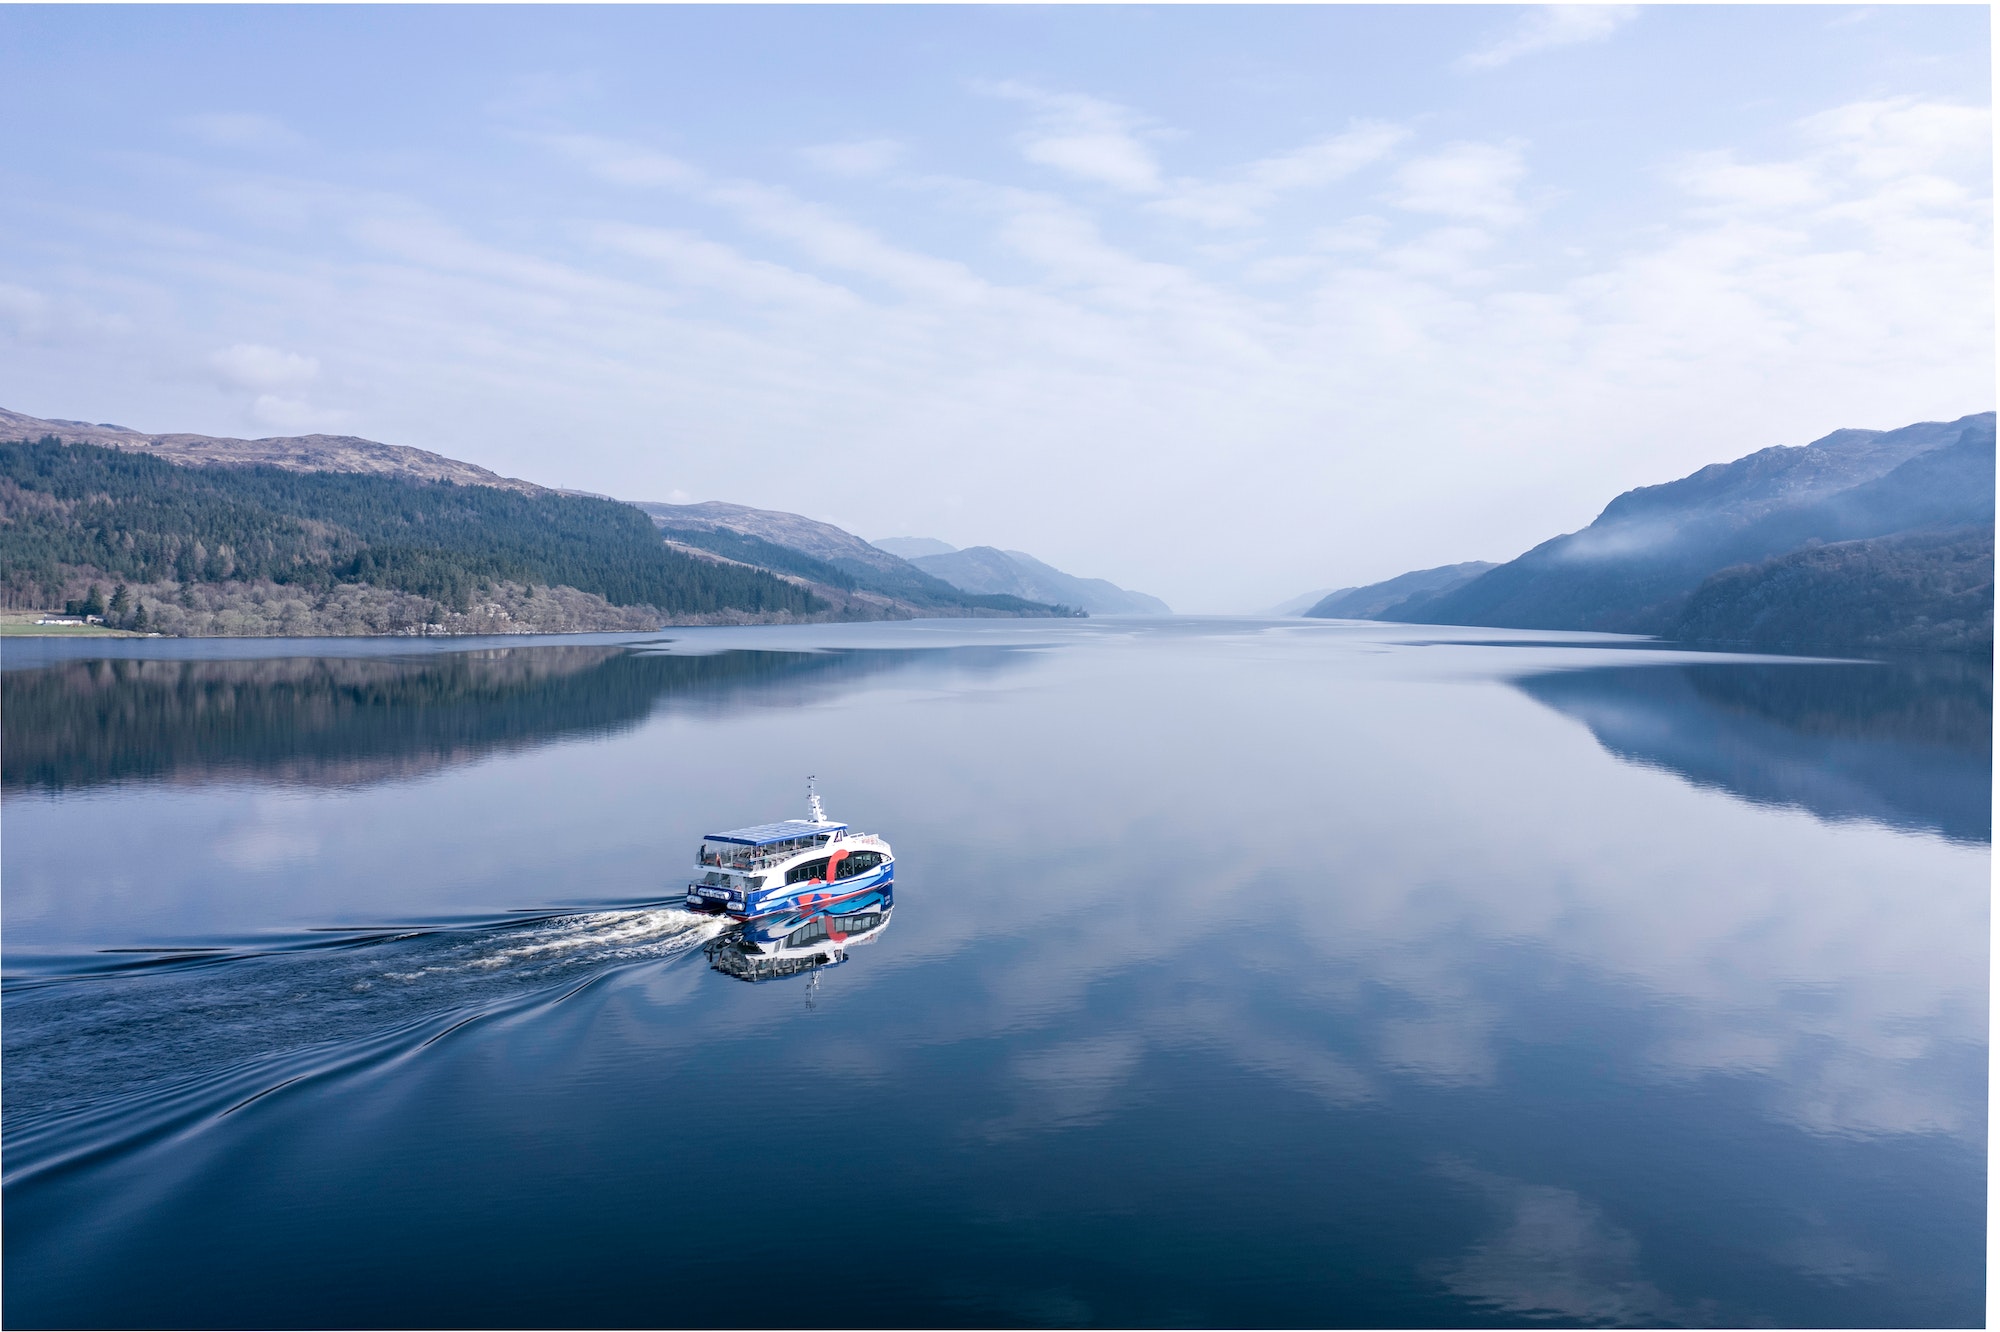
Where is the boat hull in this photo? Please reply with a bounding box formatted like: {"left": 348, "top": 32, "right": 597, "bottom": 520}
{"left": 686, "top": 861, "right": 894, "bottom": 920}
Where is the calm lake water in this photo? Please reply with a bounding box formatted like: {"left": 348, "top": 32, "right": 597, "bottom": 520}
{"left": 2, "top": 619, "right": 1988, "bottom": 1328}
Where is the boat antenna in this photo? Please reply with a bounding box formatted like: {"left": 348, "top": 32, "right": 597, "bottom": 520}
{"left": 807, "top": 775, "right": 828, "bottom": 825}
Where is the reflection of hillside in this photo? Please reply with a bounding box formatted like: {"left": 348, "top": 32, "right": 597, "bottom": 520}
{"left": 1516, "top": 656, "right": 1991, "bottom": 844}
{"left": 2, "top": 646, "right": 996, "bottom": 792}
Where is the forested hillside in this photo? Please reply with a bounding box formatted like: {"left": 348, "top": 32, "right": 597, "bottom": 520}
{"left": 1669, "top": 528, "right": 1993, "bottom": 653}
{"left": 0, "top": 437, "right": 819, "bottom": 629}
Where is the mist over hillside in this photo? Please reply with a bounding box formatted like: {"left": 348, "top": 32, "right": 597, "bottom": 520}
{"left": 1298, "top": 412, "right": 1993, "bottom": 651}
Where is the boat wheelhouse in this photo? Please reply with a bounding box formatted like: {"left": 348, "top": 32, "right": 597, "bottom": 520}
{"left": 685, "top": 780, "right": 894, "bottom": 920}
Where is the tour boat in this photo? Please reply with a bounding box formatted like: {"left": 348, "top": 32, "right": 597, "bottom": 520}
{"left": 703, "top": 887, "right": 894, "bottom": 983}
{"left": 684, "top": 778, "right": 894, "bottom": 920}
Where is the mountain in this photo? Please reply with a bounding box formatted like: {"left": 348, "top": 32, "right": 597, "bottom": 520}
{"left": 902, "top": 544, "right": 1171, "bottom": 616}
{"left": 871, "top": 536, "right": 958, "bottom": 559}
{"left": 1265, "top": 587, "right": 1341, "bottom": 617}
{"left": 1303, "top": 562, "right": 1496, "bottom": 621}
{"left": 3, "top": 407, "right": 1092, "bottom": 634}
{"left": 0, "top": 435, "right": 818, "bottom": 634}
{"left": 0, "top": 407, "right": 545, "bottom": 495}
{"left": 637, "top": 502, "right": 1070, "bottom": 617}
{"left": 1398, "top": 413, "right": 1993, "bottom": 636}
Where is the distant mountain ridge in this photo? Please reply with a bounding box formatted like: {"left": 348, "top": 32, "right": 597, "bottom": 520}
{"left": 638, "top": 502, "right": 1073, "bottom": 618}
{"left": 1406, "top": 413, "right": 1993, "bottom": 633}
{"left": 872, "top": 536, "right": 957, "bottom": 559}
{"left": 1304, "top": 562, "right": 1495, "bottom": 620}
{"left": 0, "top": 407, "right": 546, "bottom": 495}
{"left": 882, "top": 539, "right": 1170, "bottom": 616}
{"left": 1298, "top": 411, "right": 1994, "bottom": 652}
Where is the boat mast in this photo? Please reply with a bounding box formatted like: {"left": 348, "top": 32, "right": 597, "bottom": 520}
{"left": 807, "top": 775, "right": 829, "bottom": 825}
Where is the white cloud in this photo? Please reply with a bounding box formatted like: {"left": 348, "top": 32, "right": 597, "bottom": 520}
{"left": 1674, "top": 153, "right": 1826, "bottom": 211}
{"left": 588, "top": 222, "right": 859, "bottom": 311}
{"left": 250, "top": 393, "right": 324, "bottom": 432}
{"left": 1392, "top": 141, "right": 1529, "bottom": 226}
{"left": 536, "top": 133, "right": 696, "bottom": 188}
{"left": 982, "top": 81, "right": 1165, "bottom": 193}
{"left": 0, "top": 282, "right": 51, "bottom": 337}
{"left": 1155, "top": 121, "right": 1408, "bottom": 227}
{"left": 1802, "top": 95, "right": 1991, "bottom": 180}
{"left": 1458, "top": 5, "right": 1639, "bottom": 71}
{"left": 800, "top": 138, "right": 905, "bottom": 177}
{"left": 177, "top": 112, "right": 304, "bottom": 152}
{"left": 209, "top": 343, "right": 320, "bottom": 392}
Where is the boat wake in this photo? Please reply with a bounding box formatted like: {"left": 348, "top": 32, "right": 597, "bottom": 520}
{"left": 2, "top": 904, "right": 725, "bottom": 1188}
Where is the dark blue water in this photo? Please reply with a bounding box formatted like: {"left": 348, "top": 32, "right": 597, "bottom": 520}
{"left": 3, "top": 621, "right": 1987, "bottom": 1328}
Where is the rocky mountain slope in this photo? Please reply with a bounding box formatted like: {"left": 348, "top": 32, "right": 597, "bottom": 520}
{"left": 0, "top": 407, "right": 545, "bottom": 494}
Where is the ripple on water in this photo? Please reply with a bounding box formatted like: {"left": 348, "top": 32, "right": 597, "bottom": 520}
{"left": 1, "top": 904, "right": 725, "bottom": 1182}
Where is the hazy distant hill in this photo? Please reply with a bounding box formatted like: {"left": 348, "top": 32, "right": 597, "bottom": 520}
{"left": 0, "top": 407, "right": 545, "bottom": 495}
{"left": 1265, "top": 587, "right": 1341, "bottom": 617}
{"left": 638, "top": 502, "right": 1069, "bottom": 617}
{"left": 1399, "top": 413, "right": 1993, "bottom": 637}
{"left": 1303, "top": 562, "right": 1496, "bottom": 621}
{"left": 1291, "top": 412, "right": 1993, "bottom": 651}
{"left": 888, "top": 541, "right": 1171, "bottom": 616}
{"left": 872, "top": 536, "right": 957, "bottom": 559}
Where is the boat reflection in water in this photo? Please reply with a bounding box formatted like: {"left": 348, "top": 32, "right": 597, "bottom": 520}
{"left": 703, "top": 884, "right": 894, "bottom": 983}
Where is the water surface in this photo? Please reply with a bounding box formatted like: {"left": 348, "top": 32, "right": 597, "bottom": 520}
{"left": 3, "top": 620, "right": 1986, "bottom": 1327}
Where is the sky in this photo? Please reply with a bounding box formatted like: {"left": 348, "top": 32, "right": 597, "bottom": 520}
{"left": 1, "top": 5, "right": 1991, "bottom": 612}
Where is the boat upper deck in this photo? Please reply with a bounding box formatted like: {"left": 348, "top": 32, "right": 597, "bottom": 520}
{"left": 704, "top": 820, "right": 848, "bottom": 846}
{"left": 699, "top": 819, "right": 850, "bottom": 871}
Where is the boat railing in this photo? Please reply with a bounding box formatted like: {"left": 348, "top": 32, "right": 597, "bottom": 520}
{"left": 700, "top": 839, "right": 842, "bottom": 872}
{"left": 701, "top": 851, "right": 788, "bottom": 872}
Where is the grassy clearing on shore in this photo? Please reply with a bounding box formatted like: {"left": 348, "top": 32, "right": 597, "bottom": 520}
{"left": 0, "top": 611, "right": 145, "bottom": 637}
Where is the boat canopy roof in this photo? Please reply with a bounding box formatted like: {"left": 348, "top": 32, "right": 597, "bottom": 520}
{"left": 704, "top": 819, "right": 847, "bottom": 846}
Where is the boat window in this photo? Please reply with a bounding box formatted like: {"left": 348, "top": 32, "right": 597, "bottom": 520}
{"left": 786, "top": 857, "right": 832, "bottom": 885}
{"left": 835, "top": 851, "right": 883, "bottom": 880}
